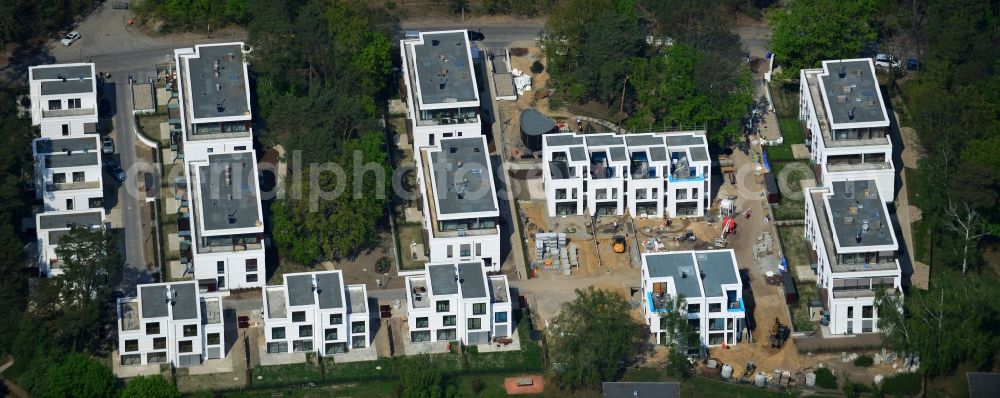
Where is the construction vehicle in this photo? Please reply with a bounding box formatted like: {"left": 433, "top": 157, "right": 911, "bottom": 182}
{"left": 768, "top": 318, "right": 790, "bottom": 348}
{"left": 612, "top": 235, "right": 626, "bottom": 253}
{"left": 675, "top": 229, "right": 697, "bottom": 243}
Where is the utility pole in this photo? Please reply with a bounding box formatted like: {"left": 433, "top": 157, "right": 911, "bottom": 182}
{"left": 618, "top": 74, "right": 629, "bottom": 131}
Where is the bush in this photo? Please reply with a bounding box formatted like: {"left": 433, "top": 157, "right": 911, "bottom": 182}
{"left": 843, "top": 380, "right": 872, "bottom": 398}
{"left": 879, "top": 372, "right": 921, "bottom": 397}
{"left": 530, "top": 60, "right": 545, "bottom": 74}
{"left": 814, "top": 367, "right": 838, "bottom": 389}
{"left": 853, "top": 355, "right": 874, "bottom": 367}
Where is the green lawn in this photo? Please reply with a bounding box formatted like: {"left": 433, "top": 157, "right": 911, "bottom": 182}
{"left": 768, "top": 80, "right": 800, "bottom": 117}
{"left": 397, "top": 222, "right": 427, "bottom": 270}
{"left": 904, "top": 167, "right": 931, "bottom": 263}
{"left": 250, "top": 357, "right": 323, "bottom": 388}
{"left": 766, "top": 118, "right": 806, "bottom": 162}
{"left": 777, "top": 226, "right": 809, "bottom": 267}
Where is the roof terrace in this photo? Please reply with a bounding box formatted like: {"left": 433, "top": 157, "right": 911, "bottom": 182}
{"left": 195, "top": 152, "right": 262, "bottom": 233}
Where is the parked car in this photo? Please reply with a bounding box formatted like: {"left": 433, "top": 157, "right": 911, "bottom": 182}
{"left": 101, "top": 135, "right": 114, "bottom": 154}
{"left": 105, "top": 158, "right": 126, "bottom": 182}
{"left": 60, "top": 31, "right": 81, "bottom": 46}
{"left": 874, "top": 53, "right": 900, "bottom": 69}
{"left": 467, "top": 30, "right": 485, "bottom": 42}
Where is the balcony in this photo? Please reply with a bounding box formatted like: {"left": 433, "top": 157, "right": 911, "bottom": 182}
{"left": 43, "top": 107, "right": 95, "bottom": 118}
{"left": 825, "top": 160, "right": 893, "bottom": 173}
{"left": 47, "top": 181, "right": 101, "bottom": 191}
{"left": 647, "top": 291, "right": 673, "bottom": 313}
{"left": 832, "top": 287, "right": 896, "bottom": 299}
{"left": 409, "top": 278, "right": 430, "bottom": 309}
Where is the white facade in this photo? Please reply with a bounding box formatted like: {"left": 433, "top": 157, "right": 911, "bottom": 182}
{"left": 32, "top": 136, "right": 105, "bottom": 212}
{"left": 28, "top": 63, "right": 99, "bottom": 138}
{"left": 261, "top": 271, "right": 372, "bottom": 357}
{"left": 35, "top": 209, "right": 106, "bottom": 277}
{"left": 405, "top": 263, "right": 512, "bottom": 346}
{"left": 641, "top": 250, "right": 745, "bottom": 350}
{"left": 117, "top": 281, "right": 227, "bottom": 368}
{"left": 173, "top": 42, "right": 265, "bottom": 290}
{"left": 415, "top": 136, "right": 502, "bottom": 272}
{"left": 542, "top": 131, "right": 712, "bottom": 218}
{"left": 799, "top": 59, "right": 894, "bottom": 202}
{"left": 805, "top": 180, "right": 902, "bottom": 335}
{"left": 400, "top": 30, "right": 483, "bottom": 150}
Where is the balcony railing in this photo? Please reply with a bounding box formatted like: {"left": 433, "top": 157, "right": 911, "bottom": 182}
{"left": 47, "top": 181, "right": 101, "bottom": 191}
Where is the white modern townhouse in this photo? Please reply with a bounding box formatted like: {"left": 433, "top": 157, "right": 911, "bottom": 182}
{"left": 542, "top": 131, "right": 712, "bottom": 218}
{"left": 641, "top": 250, "right": 746, "bottom": 350}
{"left": 800, "top": 58, "right": 894, "bottom": 202}
{"left": 35, "top": 209, "right": 106, "bottom": 277}
{"left": 415, "top": 135, "right": 502, "bottom": 272}
{"left": 400, "top": 30, "right": 483, "bottom": 150}
{"left": 261, "top": 271, "right": 373, "bottom": 357}
{"left": 173, "top": 42, "right": 266, "bottom": 290}
{"left": 405, "top": 262, "right": 512, "bottom": 345}
{"left": 32, "top": 136, "right": 105, "bottom": 212}
{"left": 805, "top": 179, "right": 902, "bottom": 335}
{"left": 116, "top": 281, "right": 227, "bottom": 368}
{"left": 28, "top": 63, "right": 99, "bottom": 138}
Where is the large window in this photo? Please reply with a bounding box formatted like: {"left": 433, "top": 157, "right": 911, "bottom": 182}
{"left": 293, "top": 340, "right": 313, "bottom": 352}
{"left": 352, "top": 336, "right": 366, "bottom": 348}
{"left": 72, "top": 171, "right": 85, "bottom": 182}
{"left": 48, "top": 100, "right": 61, "bottom": 110}
{"left": 411, "top": 331, "right": 431, "bottom": 342}
{"left": 207, "top": 333, "right": 220, "bottom": 345}
{"left": 467, "top": 318, "right": 481, "bottom": 330}
{"left": 709, "top": 303, "right": 721, "bottom": 313}
{"left": 183, "top": 324, "right": 198, "bottom": 337}
{"left": 292, "top": 311, "right": 306, "bottom": 322}
{"left": 495, "top": 311, "right": 508, "bottom": 323}
{"left": 687, "top": 304, "right": 700, "bottom": 314}
{"left": 267, "top": 342, "right": 288, "bottom": 354}
{"left": 436, "top": 329, "right": 457, "bottom": 341}
{"left": 862, "top": 305, "right": 874, "bottom": 318}
{"left": 325, "top": 328, "right": 338, "bottom": 341}
{"left": 330, "top": 314, "right": 342, "bottom": 325}
{"left": 325, "top": 342, "right": 347, "bottom": 355}
{"left": 245, "top": 259, "right": 258, "bottom": 273}
{"left": 460, "top": 244, "right": 471, "bottom": 257}
{"left": 146, "top": 322, "right": 160, "bottom": 335}
{"left": 436, "top": 301, "right": 450, "bottom": 313}
{"left": 351, "top": 321, "right": 365, "bottom": 334}
{"left": 147, "top": 352, "right": 167, "bottom": 363}
{"left": 272, "top": 327, "right": 285, "bottom": 339}
{"left": 124, "top": 339, "right": 139, "bottom": 352}
{"left": 299, "top": 325, "right": 313, "bottom": 338}
{"left": 416, "top": 317, "right": 429, "bottom": 328}
{"left": 443, "top": 315, "right": 456, "bottom": 326}
{"left": 153, "top": 337, "right": 166, "bottom": 350}
{"left": 53, "top": 173, "right": 66, "bottom": 184}
{"left": 472, "top": 303, "right": 486, "bottom": 315}
{"left": 178, "top": 340, "right": 193, "bottom": 353}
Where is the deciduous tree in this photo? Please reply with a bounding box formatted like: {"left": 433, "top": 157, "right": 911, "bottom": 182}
{"left": 121, "top": 375, "right": 179, "bottom": 398}
{"left": 769, "top": 0, "right": 880, "bottom": 79}
{"left": 548, "top": 287, "right": 646, "bottom": 389}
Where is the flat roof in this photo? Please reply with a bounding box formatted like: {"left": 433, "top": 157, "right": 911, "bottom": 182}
{"left": 428, "top": 263, "right": 458, "bottom": 296}
{"left": 35, "top": 137, "right": 97, "bottom": 154}
{"left": 430, "top": 137, "right": 497, "bottom": 215}
{"left": 968, "top": 372, "right": 1000, "bottom": 398}
{"left": 197, "top": 152, "right": 261, "bottom": 231}
{"left": 202, "top": 298, "right": 222, "bottom": 324}
{"left": 690, "top": 147, "right": 709, "bottom": 162}
{"left": 694, "top": 251, "right": 739, "bottom": 297}
{"left": 286, "top": 274, "right": 316, "bottom": 306}
{"left": 648, "top": 147, "right": 667, "bottom": 162}
{"left": 645, "top": 253, "right": 703, "bottom": 298}
{"left": 31, "top": 64, "right": 93, "bottom": 81}
{"left": 664, "top": 134, "right": 704, "bottom": 147}
{"left": 827, "top": 180, "right": 894, "bottom": 248}
{"left": 186, "top": 44, "right": 250, "bottom": 119}
{"left": 820, "top": 59, "right": 887, "bottom": 125}
{"left": 316, "top": 272, "right": 344, "bottom": 310}
{"left": 458, "top": 262, "right": 487, "bottom": 299}
{"left": 38, "top": 211, "right": 102, "bottom": 230}
{"left": 624, "top": 135, "right": 663, "bottom": 146}
{"left": 603, "top": 382, "right": 679, "bottom": 398}
{"left": 545, "top": 134, "right": 583, "bottom": 147}
{"left": 171, "top": 282, "right": 198, "bottom": 321}
{"left": 266, "top": 288, "right": 287, "bottom": 318}
{"left": 41, "top": 79, "right": 94, "bottom": 95}
{"left": 44, "top": 152, "right": 99, "bottom": 168}
{"left": 411, "top": 31, "right": 478, "bottom": 105}
{"left": 140, "top": 285, "right": 168, "bottom": 318}
{"left": 347, "top": 286, "right": 367, "bottom": 314}
{"left": 585, "top": 134, "right": 624, "bottom": 147}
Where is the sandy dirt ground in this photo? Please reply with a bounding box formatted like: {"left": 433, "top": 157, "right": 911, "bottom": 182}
{"left": 503, "top": 375, "right": 546, "bottom": 395}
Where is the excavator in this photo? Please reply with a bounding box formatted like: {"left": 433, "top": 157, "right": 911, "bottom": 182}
{"left": 612, "top": 235, "right": 626, "bottom": 253}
